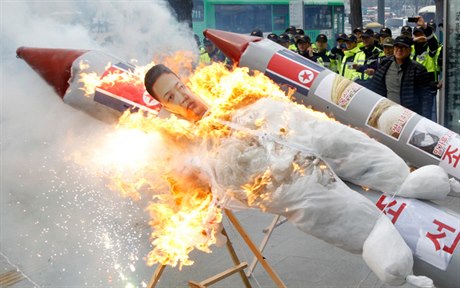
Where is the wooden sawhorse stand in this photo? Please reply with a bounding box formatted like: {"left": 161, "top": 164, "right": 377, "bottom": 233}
{"left": 146, "top": 209, "right": 287, "bottom": 288}
{"left": 246, "top": 215, "right": 287, "bottom": 277}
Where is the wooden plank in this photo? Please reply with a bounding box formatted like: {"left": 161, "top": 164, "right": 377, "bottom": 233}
{"left": 224, "top": 209, "right": 287, "bottom": 288}
{"left": 247, "top": 214, "right": 282, "bottom": 277}
{"left": 147, "top": 264, "right": 166, "bottom": 288}
{"left": 199, "top": 262, "right": 248, "bottom": 287}
{"left": 188, "top": 280, "right": 206, "bottom": 288}
{"left": 0, "top": 270, "right": 23, "bottom": 287}
{"left": 0, "top": 271, "right": 17, "bottom": 284}
{"left": 221, "top": 228, "right": 252, "bottom": 288}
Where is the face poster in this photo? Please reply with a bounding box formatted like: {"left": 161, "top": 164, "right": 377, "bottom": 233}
{"left": 366, "top": 98, "right": 415, "bottom": 140}
{"left": 408, "top": 118, "right": 460, "bottom": 164}
{"left": 314, "top": 73, "right": 363, "bottom": 110}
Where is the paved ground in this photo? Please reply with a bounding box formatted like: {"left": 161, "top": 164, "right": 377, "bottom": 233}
{"left": 1, "top": 179, "right": 459, "bottom": 288}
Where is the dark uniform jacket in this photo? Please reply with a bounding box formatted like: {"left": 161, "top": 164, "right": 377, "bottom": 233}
{"left": 366, "top": 56, "right": 433, "bottom": 119}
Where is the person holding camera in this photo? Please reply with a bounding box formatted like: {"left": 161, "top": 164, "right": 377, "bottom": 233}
{"left": 411, "top": 16, "right": 439, "bottom": 121}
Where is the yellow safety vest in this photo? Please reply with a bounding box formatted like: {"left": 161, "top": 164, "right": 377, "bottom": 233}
{"left": 351, "top": 46, "right": 382, "bottom": 80}
{"left": 312, "top": 44, "right": 337, "bottom": 72}
{"left": 200, "top": 52, "right": 212, "bottom": 65}
{"left": 412, "top": 46, "right": 437, "bottom": 81}
{"left": 340, "top": 46, "right": 361, "bottom": 80}
{"left": 288, "top": 43, "right": 297, "bottom": 51}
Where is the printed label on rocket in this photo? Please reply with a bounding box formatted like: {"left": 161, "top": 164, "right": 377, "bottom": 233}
{"left": 377, "top": 195, "right": 460, "bottom": 270}
{"left": 366, "top": 98, "right": 415, "bottom": 140}
{"left": 439, "top": 134, "right": 460, "bottom": 177}
{"left": 406, "top": 115, "right": 460, "bottom": 181}
{"left": 314, "top": 73, "right": 363, "bottom": 110}
{"left": 407, "top": 118, "right": 459, "bottom": 167}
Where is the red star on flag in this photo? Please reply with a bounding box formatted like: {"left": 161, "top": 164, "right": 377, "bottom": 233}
{"left": 298, "top": 70, "right": 314, "bottom": 84}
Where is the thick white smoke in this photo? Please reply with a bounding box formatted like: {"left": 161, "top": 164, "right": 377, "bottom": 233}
{"left": 1, "top": 1, "right": 197, "bottom": 286}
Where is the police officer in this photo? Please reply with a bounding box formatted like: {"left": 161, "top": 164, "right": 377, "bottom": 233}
{"left": 351, "top": 28, "right": 382, "bottom": 83}
{"left": 353, "top": 27, "right": 364, "bottom": 49}
{"left": 427, "top": 21, "right": 442, "bottom": 84}
{"left": 379, "top": 27, "right": 392, "bottom": 49}
{"left": 295, "top": 28, "right": 305, "bottom": 35}
{"left": 374, "top": 32, "right": 382, "bottom": 49}
{"left": 296, "top": 35, "right": 315, "bottom": 61}
{"left": 267, "top": 32, "right": 279, "bottom": 43}
{"left": 330, "top": 33, "right": 347, "bottom": 74}
{"left": 382, "top": 37, "right": 394, "bottom": 58}
{"left": 200, "top": 38, "right": 226, "bottom": 65}
{"left": 400, "top": 25, "right": 413, "bottom": 37}
{"left": 250, "top": 28, "right": 263, "bottom": 37}
{"left": 291, "top": 29, "right": 306, "bottom": 52}
{"left": 284, "top": 25, "right": 297, "bottom": 46}
{"left": 313, "top": 34, "right": 335, "bottom": 71}
{"left": 411, "top": 17, "right": 439, "bottom": 121}
{"left": 340, "top": 34, "right": 361, "bottom": 80}
{"left": 285, "top": 25, "right": 296, "bottom": 37}
{"left": 353, "top": 36, "right": 395, "bottom": 79}
{"left": 278, "top": 33, "right": 292, "bottom": 50}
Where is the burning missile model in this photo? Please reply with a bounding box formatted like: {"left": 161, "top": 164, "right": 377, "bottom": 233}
{"left": 16, "top": 44, "right": 459, "bottom": 287}
{"left": 15, "top": 47, "right": 163, "bottom": 123}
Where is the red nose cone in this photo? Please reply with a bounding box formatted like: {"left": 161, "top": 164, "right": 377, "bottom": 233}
{"left": 203, "top": 29, "right": 262, "bottom": 64}
{"left": 16, "top": 47, "right": 89, "bottom": 98}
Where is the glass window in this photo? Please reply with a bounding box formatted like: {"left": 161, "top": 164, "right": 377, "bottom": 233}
{"left": 273, "top": 4, "right": 289, "bottom": 31}
{"left": 192, "top": 0, "right": 204, "bottom": 22}
{"left": 334, "top": 6, "right": 344, "bottom": 34}
{"left": 444, "top": 6, "right": 460, "bottom": 130}
{"left": 215, "top": 5, "right": 272, "bottom": 34}
{"left": 385, "top": 18, "right": 404, "bottom": 28}
{"left": 304, "top": 5, "right": 332, "bottom": 30}
{"left": 273, "top": 4, "right": 288, "bottom": 15}
{"left": 273, "top": 15, "right": 287, "bottom": 30}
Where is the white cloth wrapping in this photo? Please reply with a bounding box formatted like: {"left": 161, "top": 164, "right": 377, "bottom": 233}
{"left": 225, "top": 98, "right": 412, "bottom": 193}
{"left": 208, "top": 134, "right": 380, "bottom": 253}
{"left": 195, "top": 98, "right": 448, "bottom": 286}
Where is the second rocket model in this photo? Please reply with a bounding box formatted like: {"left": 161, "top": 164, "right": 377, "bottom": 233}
{"left": 201, "top": 29, "right": 460, "bottom": 288}
{"left": 203, "top": 29, "right": 460, "bottom": 183}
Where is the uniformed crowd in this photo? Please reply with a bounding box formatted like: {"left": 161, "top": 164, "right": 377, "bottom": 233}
{"left": 195, "top": 16, "right": 442, "bottom": 121}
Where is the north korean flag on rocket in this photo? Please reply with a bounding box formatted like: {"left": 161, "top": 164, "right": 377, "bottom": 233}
{"left": 265, "top": 49, "right": 325, "bottom": 96}
{"left": 94, "top": 62, "right": 162, "bottom": 115}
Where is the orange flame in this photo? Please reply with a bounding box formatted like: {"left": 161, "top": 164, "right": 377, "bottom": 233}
{"left": 78, "top": 52, "right": 336, "bottom": 270}
{"left": 78, "top": 60, "right": 148, "bottom": 97}
{"left": 152, "top": 50, "right": 196, "bottom": 83}
{"left": 187, "top": 63, "right": 334, "bottom": 139}
{"left": 116, "top": 111, "right": 222, "bottom": 269}
{"left": 241, "top": 168, "right": 273, "bottom": 211}
{"left": 146, "top": 174, "right": 222, "bottom": 268}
